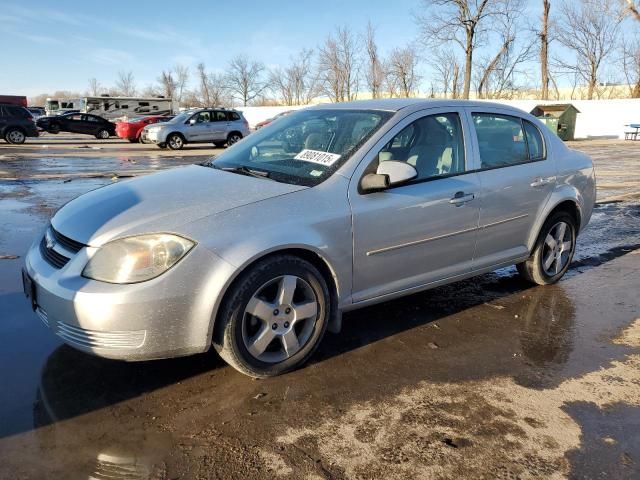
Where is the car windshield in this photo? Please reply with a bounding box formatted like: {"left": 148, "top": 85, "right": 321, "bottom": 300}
{"left": 167, "top": 112, "right": 191, "bottom": 124}
{"left": 207, "top": 109, "right": 392, "bottom": 186}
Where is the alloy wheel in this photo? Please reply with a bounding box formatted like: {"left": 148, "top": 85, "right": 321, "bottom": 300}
{"left": 541, "top": 221, "right": 574, "bottom": 276}
{"left": 242, "top": 275, "right": 319, "bottom": 363}
{"left": 228, "top": 134, "right": 241, "bottom": 146}
{"left": 7, "top": 130, "right": 25, "bottom": 144}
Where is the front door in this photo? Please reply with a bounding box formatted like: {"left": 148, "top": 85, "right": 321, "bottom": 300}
{"left": 350, "top": 109, "right": 480, "bottom": 303}
{"left": 469, "top": 110, "right": 557, "bottom": 269}
{"left": 186, "top": 111, "right": 213, "bottom": 141}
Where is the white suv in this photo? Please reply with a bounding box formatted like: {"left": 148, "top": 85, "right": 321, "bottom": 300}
{"left": 143, "top": 108, "right": 250, "bottom": 150}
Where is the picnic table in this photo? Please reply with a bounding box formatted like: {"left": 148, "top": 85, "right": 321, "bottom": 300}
{"left": 625, "top": 124, "right": 640, "bottom": 140}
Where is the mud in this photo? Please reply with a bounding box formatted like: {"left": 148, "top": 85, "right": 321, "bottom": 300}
{"left": 0, "top": 139, "right": 639, "bottom": 479}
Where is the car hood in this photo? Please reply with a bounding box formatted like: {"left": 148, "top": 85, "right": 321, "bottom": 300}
{"left": 51, "top": 165, "right": 307, "bottom": 246}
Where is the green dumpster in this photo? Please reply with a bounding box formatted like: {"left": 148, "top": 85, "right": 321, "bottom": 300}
{"left": 530, "top": 104, "right": 580, "bottom": 141}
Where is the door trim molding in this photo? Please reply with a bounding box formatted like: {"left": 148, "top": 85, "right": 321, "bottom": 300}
{"left": 481, "top": 213, "right": 529, "bottom": 229}
{"left": 366, "top": 225, "right": 479, "bottom": 256}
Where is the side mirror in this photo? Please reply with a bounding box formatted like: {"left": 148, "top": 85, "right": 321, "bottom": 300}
{"left": 361, "top": 173, "right": 390, "bottom": 192}
{"left": 376, "top": 161, "right": 417, "bottom": 186}
{"left": 188, "top": 118, "right": 197, "bottom": 125}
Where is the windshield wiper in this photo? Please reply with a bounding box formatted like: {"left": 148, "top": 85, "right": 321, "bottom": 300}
{"left": 212, "top": 164, "right": 274, "bottom": 181}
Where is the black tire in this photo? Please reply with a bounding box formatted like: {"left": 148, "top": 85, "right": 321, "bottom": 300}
{"left": 49, "top": 125, "right": 60, "bottom": 134}
{"left": 5, "top": 128, "right": 26, "bottom": 144}
{"left": 167, "top": 133, "right": 185, "bottom": 150}
{"left": 128, "top": 138, "right": 139, "bottom": 143}
{"left": 226, "top": 132, "right": 242, "bottom": 147}
{"left": 96, "top": 129, "right": 110, "bottom": 140}
{"left": 157, "top": 143, "right": 167, "bottom": 149}
{"left": 517, "top": 211, "right": 577, "bottom": 285}
{"left": 214, "top": 255, "right": 330, "bottom": 378}
{"left": 213, "top": 141, "right": 225, "bottom": 148}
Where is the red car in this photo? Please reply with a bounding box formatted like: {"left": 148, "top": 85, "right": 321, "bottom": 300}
{"left": 254, "top": 110, "right": 293, "bottom": 130}
{"left": 116, "top": 115, "right": 173, "bottom": 143}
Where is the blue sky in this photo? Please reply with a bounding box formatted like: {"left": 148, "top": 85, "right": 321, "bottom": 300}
{"left": 0, "top": 1, "right": 634, "bottom": 97}
{"left": 0, "top": 0, "right": 419, "bottom": 96}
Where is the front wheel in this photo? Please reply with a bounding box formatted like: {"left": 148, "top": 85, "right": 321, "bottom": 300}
{"left": 214, "top": 255, "right": 330, "bottom": 378}
{"left": 226, "top": 132, "right": 242, "bottom": 146}
{"left": 517, "top": 211, "right": 577, "bottom": 285}
{"left": 128, "top": 138, "right": 139, "bottom": 143}
{"left": 167, "top": 133, "right": 184, "bottom": 150}
{"left": 96, "top": 129, "right": 110, "bottom": 139}
{"left": 5, "top": 128, "right": 26, "bottom": 144}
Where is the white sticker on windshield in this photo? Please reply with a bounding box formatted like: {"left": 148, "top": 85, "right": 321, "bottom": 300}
{"left": 294, "top": 149, "right": 341, "bottom": 166}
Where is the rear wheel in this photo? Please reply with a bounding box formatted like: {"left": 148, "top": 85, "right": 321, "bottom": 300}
{"left": 96, "top": 129, "right": 110, "bottom": 139}
{"left": 128, "top": 138, "right": 139, "bottom": 143}
{"left": 167, "top": 133, "right": 184, "bottom": 150}
{"left": 214, "top": 255, "right": 330, "bottom": 378}
{"left": 5, "top": 128, "right": 26, "bottom": 144}
{"left": 226, "top": 132, "right": 242, "bottom": 146}
{"left": 517, "top": 211, "right": 577, "bottom": 285}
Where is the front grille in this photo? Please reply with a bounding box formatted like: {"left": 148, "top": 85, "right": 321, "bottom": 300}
{"left": 51, "top": 227, "right": 83, "bottom": 253}
{"left": 40, "top": 237, "right": 70, "bottom": 268}
{"left": 39, "top": 226, "right": 85, "bottom": 269}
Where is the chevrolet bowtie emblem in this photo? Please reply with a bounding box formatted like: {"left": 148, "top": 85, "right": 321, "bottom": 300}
{"left": 45, "top": 231, "right": 55, "bottom": 250}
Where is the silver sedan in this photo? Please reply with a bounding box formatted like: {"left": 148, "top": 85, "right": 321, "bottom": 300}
{"left": 23, "top": 99, "right": 596, "bottom": 377}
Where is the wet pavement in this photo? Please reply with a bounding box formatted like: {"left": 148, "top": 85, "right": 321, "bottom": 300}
{"left": 0, "top": 139, "right": 639, "bottom": 479}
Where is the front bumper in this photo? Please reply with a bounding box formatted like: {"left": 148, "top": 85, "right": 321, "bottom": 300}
{"left": 24, "top": 232, "right": 236, "bottom": 361}
{"left": 144, "top": 129, "right": 166, "bottom": 144}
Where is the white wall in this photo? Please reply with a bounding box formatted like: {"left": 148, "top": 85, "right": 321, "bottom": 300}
{"left": 239, "top": 99, "right": 640, "bottom": 139}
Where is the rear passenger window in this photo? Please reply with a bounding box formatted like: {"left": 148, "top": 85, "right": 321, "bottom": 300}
{"left": 229, "top": 112, "right": 241, "bottom": 121}
{"left": 215, "top": 111, "right": 228, "bottom": 121}
{"left": 523, "top": 120, "right": 545, "bottom": 160}
{"left": 472, "top": 113, "right": 528, "bottom": 169}
{"left": 377, "top": 112, "right": 466, "bottom": 182}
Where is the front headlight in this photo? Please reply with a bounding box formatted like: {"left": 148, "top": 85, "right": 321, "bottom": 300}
{"left": 82, "top": 233, "right": 195, "bottom": 284}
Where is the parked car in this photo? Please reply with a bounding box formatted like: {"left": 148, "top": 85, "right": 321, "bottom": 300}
{"left": 23, "top": 99, "right": 596, "bottom": 378}
{"left": 37, "top": 113, "right": 116, "bottom": 139}
{"left": 0, "top": 103, "right": 39, "bottom": 144}
{"left": 142, "top": 108, "right": 250, "bottom": 149}
{"left": 115, "top": 115, "right": 174, "bottom": 143}
{"left": 27, "top": 107, "right": 46, "bottom": 120}
{"left": 254, "top": 110, "right": 294, "bottom": 130}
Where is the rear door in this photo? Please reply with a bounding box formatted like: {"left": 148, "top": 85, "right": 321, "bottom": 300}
{"left": 469, "top": 109, "right": 556, "bottom": 269}
{"left": 64, "top": 114, "right": 85, "bottom": 134}
{"left": 0, "top": 106, "right": 8, "bottom": 132}
{"left": 210, "top": 110, "right": 230, "bottom": 140}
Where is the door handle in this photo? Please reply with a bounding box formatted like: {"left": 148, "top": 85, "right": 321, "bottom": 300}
{"left": 530, "top": 176, "right": 556, "bottom": 188}
{"left": 449, "top": 191, "right": 475, "bottom": 206}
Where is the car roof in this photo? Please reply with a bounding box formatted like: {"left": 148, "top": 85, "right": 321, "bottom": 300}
{"left": 308, "top": 98, "right": 526, "bottom": 113}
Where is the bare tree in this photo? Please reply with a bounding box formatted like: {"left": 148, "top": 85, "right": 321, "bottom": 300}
{"left": 317, "top": 26, "right": 361, "bottom": 102}
{"left": 386, "top": 45, "right": 421, "bottom": 97}
{"left": 270, "top": 49, "right": 318, "bottom": 105}
{"left": 416, "top": 0, "right": 503, "bottom": 99}
{"left": 476, "top": 0, "right": 534, "bottom": 99}
{"left": 540, "top": 0, "right": 551, "bottom": 99}
{"left": 173, "top": 65, "right": 189, "bottom": 103}
{"left": 114, "top": 71, "right": 136, "bottom": 96}
{"left": 626, "top": 0, "right": 640, "bottom": 20}
{"left": 429, "top": 50, "right": 462, "bottom": 98}
{"left": 622, "top": 35, "right": 640, "bottom": 97}
{"left": 195, "top": 63, "right": 230, "bottom": 107}
{"left": 555, "top": 0, "right": 623, "bottom": 100}
{"left": 225, "top": 55, "right": 268, "bottom": 106}
{"left": 364, "top": 22, "right": 385, "bottom": 98}
{"left": 157, "top": 70, "right": 176, "bottom": 99}
{"left": 87, "top": 78, "right": 102, "bottom": 96}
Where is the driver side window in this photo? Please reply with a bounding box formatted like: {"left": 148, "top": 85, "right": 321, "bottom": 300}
{"left": 378, "top": 113, "right": 466, "bottom": 181}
